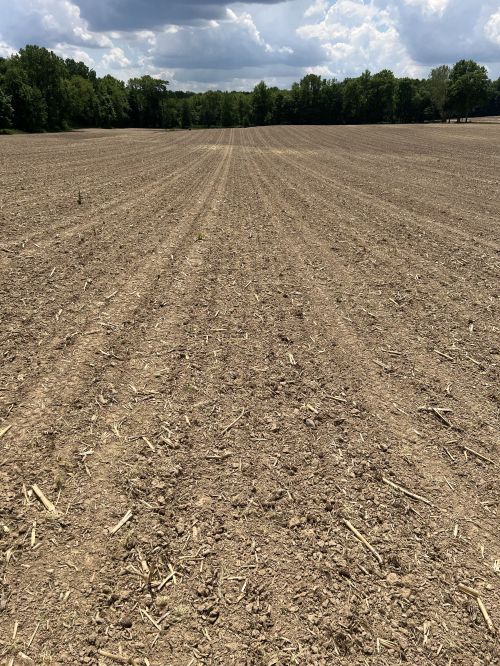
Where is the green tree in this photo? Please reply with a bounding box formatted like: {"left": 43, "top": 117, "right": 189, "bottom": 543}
{"left": 236, "top": 93, "right": 251, "bottom": 126}
{"left": 99, "top": 75, "right": 129, "bottom": 126}
{"left": 221, "top": 93, "right": 236, "bottom": 127}
{"left": 298, "top": 74, "right": 322, "bottom": 123}
{"left": 0, "top": 86, "right": 14, "bottom": 128}
{"left": 95, "top": 89, "right": 115, "bottom": 128}
{"left": 368, "top": 69, "right": 395, "bottom": 122}
{"left": 0, "top": 41, "right": 496, "bottom": 132}
{"left": 199, "top": 90, "right": 221, "bottom": 127}
{"left": 181, "top": 99, "right": 192, "bottom": 128}
{"left": 252, "top": 81, "right": 271, "bottom": 125}
{"left": 449, "top": 60, "right": 489, "bottom": 121}
{"left": 342, "top": 77, "right": 363, "bottom": 123}
{"left": 64, "top": 58, "right": 96, "bottom": 81}
{"left": 288, "top": 81, "right": 301, "bottom": 122}
{"left": 64, "top": 75, "right": 97, "bottom": 126}
{"left": 320, "top": 79, "right": 343, "bottom": 123}
{"left": 272, "top": 90, "right": 286, "bottom": 124}
{"left": 395, "top": 78, "right": 417, "bottom": 122}
{"left": 485, "top": 77, "right": 500, "bottom": 116}
{"left": 128, "top": 76, "right": 169, "bottom": 127}
{"left": 160, "top": 97, "right": 180, "bottom": 128}
{"left": 15, "top": 45, "right": 69, "bottom": 129}
{"left": 428, "top": 65, "right": 450, "bottom": 121}
{"left": 0, "top": 59, "right": 47, "bottom": 131}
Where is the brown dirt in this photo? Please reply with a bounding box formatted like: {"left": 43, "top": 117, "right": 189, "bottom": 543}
{"left": 0, "top": 124, "right": 499, "bottom": 666}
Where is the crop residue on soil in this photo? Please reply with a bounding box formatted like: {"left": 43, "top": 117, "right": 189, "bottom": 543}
{"left": 0, "top": 125, "right": 499, "bottom": 665}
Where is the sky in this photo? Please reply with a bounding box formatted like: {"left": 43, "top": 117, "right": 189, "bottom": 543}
{"left": 0, "top": 1, "right": 499, "bottom": 90}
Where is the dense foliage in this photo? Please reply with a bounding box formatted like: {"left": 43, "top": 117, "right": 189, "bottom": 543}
{"left": 0, "top": 45, "right": 498, "bottom": 132}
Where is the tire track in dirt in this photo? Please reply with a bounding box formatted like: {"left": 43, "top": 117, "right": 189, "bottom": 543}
{"left": 267, "top": 124, "right": 500, "bottom": 251}
{"left": 254, "top": 127, "right": 500, "bottom": 254}
{"left": 0, "top": 132, "right": 230, "bottom": 411}
{"left": 239, "top": 131, "right": 499, "bottom": 662}
{"left": 0, "top": 133, "right": 236, "bottom": 663}
{"left": 79, "top": 134, "right": 383, "bottom": 664}
{"left": 248, "top": 130, "right": 498, "bottom": 402}
{"left": 1, "top": 135, "right": 234, "bottom": 453}
{"left": 248, "top": 127, "right": 499, "bottom": 378}
{"left": 282, "top": 125, "right": 500, "bottom": 214}
{"left": 247, "top": 128, "right": 498, "bottom": 517}
{"left": 0, "top": 130, "right": 220, "bottom": 250}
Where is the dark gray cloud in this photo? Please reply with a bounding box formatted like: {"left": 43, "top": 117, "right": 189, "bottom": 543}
{"left": 171, "top": 63, "right": 306, "bottom": 85}
{"left": 78, "top": 0, "right": 288, "bottom": 31}
{"left": 152, "top": 12, "right": 325, "bottom": 71}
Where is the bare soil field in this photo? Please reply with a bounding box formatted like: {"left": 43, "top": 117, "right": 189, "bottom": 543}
{"left": 471, "top": 117, "right": 500, "bottom": 124}
{"left": 0, "top": 124, "right": 499, "bottom": 666}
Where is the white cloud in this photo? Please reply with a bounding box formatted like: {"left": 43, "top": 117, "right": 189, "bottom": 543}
{"left": 304, "top": 1, "right": 329, "bottom": 18}
{"left": 53, "top": 42, "right": 95, "bottom": 64}
{"left": 297, "top": 0, "right": 500, "bottom": 79}
{"left": 0, "top": 0, "right": 112, "bottom": 49}
{"left": 304, "top": 64, "right": 334, "bottom": 76}
{"left": 102, "top": 46, "right": 131, "bottom": 68}
{"left": 485, "top": 9, "right": 500, "bottom": 46}
{"left": 298, "top": 0, "right": 421, "bottom": 77}
{"left": 403, "top": 0, "right": 450, "bottom": 16}
{"left": 0, "top": 41, "right": 16, "bottom": 58}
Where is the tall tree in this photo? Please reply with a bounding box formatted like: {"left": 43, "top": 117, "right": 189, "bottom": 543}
{"left": 428, "top": 65, "right": 450, "bottom": 121}
{"left": 395, "top": 78, "right": 417, "bottom": 123}
{"left": 99, "top": 75, "right": 129, "bottom": 126}
{"left": 199, "top": 91, "right": 221, "bottom": 127}
{"left": 236, "top": 93, "right": 251, "bottom": 127}
{"left": 0, "top": 45, "right": 496, "bottom": 132}
{"left": 64, "top": 58, "right": 96, "bottom": 81}
{"left": 221, "top": 93, "right": 236, "bottom": 127}
{"left": 320, "top": 79, "right": 343, "bottom": 124}
{"left": 341, "top": 73, "right": 369, "bottom": 124}
{"left": 64, "top": 75, "right": 97, "bottom": 126}
{"left": 272, "top": 91, "right": 286, "bottom": 124}
{"left": 368, "top": 69, "right": 395, "bottom": 122}
{"left": 0, "top": 58, "right": 48, "bottom": 131}
{"left": 128, "top": 76, "right": 169, "bottom": 127}
{"left": 0, "top": 86, "right": 14, "bottom": 128}
{"left": 181, "top": 99, "right": 192, "bottom": 128}
{"left": 15, "top": 45, "right": 69, "bottom": 129}
{"left": 160, "top": 97, "right": 179, "bottom": 128}
{"left": 449, "top": 60, "right": 489, "bottom": 121}
{"left": 252, "top": 81, "right": 271, "bottom": 125}
{"left": 298, "top": 74, "right": 322, "bottom": 123}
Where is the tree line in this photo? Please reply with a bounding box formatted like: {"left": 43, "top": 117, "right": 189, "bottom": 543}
{"left": 1, "top": 45, "right": 499, "bottom": 132}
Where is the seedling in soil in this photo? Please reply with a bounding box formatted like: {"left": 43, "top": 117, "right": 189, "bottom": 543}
{"left": 77, "top": 188, "right": 82, "bottom": 205}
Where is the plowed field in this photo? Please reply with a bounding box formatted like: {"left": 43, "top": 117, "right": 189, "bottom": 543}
{"left": 1, "top": 125, "right": 499, "bottom": 665}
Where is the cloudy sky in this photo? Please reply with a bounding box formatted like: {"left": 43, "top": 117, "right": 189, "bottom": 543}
{"left": 0, "top": 1, "right": 499, "bottom": 90}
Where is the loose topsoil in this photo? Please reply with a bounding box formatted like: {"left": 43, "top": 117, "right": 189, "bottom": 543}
{"left": 0, "top": 125, "right": 499, "bottom": 665}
